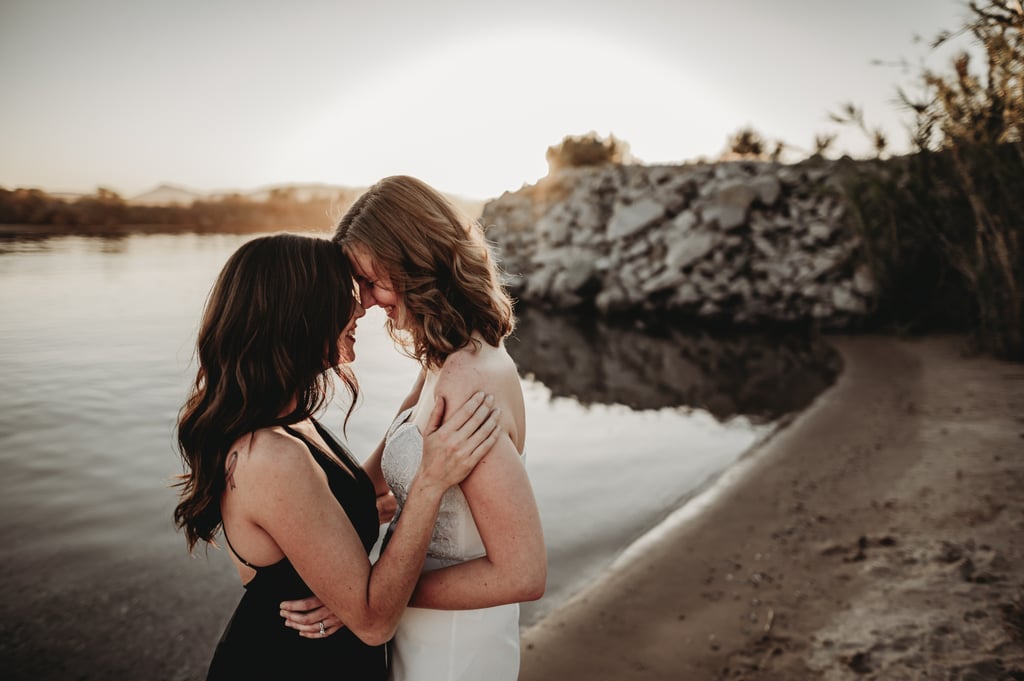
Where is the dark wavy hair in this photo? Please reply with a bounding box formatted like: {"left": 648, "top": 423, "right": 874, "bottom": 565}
{"left": 173, "top": 233, "right": 359, "bottom": 553}
{"left": 333, "top": 175, "right": 514, "bottom": 369}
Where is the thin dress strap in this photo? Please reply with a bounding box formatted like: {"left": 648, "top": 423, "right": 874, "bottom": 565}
{"left": 222, "top": 526, "right": 257, "bottom": 569}
{"left": 285, "top": 420, "right": 362, "bottom": 481}
{"left": 312, "top": 419, "right": 364, "bottom": 475}
{"left": 223, "top": 422, "right": 362, "bottom": 570}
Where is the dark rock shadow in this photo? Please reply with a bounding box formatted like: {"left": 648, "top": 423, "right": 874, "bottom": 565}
{"left": 507, "top": 306, "right": 842, "bottom": 423}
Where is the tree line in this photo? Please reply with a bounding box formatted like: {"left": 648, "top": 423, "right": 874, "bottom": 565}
{"left": 0, "top": 186, "right": 359, "bottom": 233}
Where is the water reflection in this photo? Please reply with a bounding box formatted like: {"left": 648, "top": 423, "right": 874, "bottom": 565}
{"left": 507, "top": 307, "right": 841, "bottom": 422}
{"left": 0, "top": 227, "right": 135, "bottom": 255}
{"left": 0, "top": 222, "right": 317, "bottom": 254}
{"left": 0, "top": 232, "right": 841, "bottom": 679}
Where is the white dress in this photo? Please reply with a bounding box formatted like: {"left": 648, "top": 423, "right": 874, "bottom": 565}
{"left": 382, "top": 408, "right": 520, "bottom": 681}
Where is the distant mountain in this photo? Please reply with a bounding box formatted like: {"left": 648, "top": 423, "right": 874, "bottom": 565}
{"left": 238, "top": 182, "right": 366, "bottom": 203}
{"left": 128, "top": 183, "right": 204, "bottom": 206}
{"left": 49, "top": 191, "right": 87, "bottom": 202}
{"left": 128, "top": 182, "right": 486, "bottom": 218}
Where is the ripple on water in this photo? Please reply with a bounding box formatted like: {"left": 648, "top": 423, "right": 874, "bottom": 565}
{"left": 0, "top": 232, "right": 840, "bottom": 679}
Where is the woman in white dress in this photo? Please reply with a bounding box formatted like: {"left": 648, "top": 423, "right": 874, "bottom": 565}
{"left": 280, "top": 175, "right": 547, "bottom": 680}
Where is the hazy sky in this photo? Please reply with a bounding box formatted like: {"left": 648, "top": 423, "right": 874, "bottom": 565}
{"left": 0, "top": 0, "right": 970, "bottom": 199}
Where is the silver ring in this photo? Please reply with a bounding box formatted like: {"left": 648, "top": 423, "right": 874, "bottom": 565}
{"left": 318, "top": 620, "right": 326, "bottom": 636}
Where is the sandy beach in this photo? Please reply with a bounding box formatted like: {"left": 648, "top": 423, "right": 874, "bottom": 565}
{"left": 520, "top": 335, "right": 1024, "bottom": 680}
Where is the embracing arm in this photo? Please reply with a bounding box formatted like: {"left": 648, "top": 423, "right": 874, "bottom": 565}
{"left": 250, "top": 393, "right": 496, "bottom": 645}
{"left": 408, "top": 436, "right": 546, "bottom": 609}
{"left": 408, "top": 365, "right": 547, "bottom": 610}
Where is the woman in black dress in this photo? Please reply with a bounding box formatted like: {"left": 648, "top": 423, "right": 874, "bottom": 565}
{"left": 172, "top": 234, "right": 499, "bottom": 679}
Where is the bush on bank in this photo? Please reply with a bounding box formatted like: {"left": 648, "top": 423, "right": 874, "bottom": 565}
{"left": 837, "top": 0, "right": 1022, "bottom": 359}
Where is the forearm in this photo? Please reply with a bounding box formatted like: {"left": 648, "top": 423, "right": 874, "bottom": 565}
{"left": 362, "top": 481, "right": 447, "bottom": 635}
{"left": 362, "top": 443, "right": 388, "bottom": 495}
{"left": 280, "top": 388, "right": 501, "bottom": 642}
{"left": 408, "top": 554, "right": 546, "bottom": 610}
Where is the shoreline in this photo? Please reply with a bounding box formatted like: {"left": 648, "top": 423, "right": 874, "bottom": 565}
{"left": 519, "top": 335, "right": 1024, "bottom": 679}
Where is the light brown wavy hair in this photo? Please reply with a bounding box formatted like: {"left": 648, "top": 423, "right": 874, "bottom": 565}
{"left": 173, "top": 233, "right": 359, "bottom": 553}
{"left": 333, "top": 175, "right": 514, "bottom": 369}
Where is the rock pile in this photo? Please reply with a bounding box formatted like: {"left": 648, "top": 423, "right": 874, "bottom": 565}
{"left": 481, "top": 158, "right": 877, "bottom": 327}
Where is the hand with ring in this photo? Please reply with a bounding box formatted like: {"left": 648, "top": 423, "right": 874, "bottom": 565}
{"left": 280, "top": 597, "right": 344, "bottom": 639}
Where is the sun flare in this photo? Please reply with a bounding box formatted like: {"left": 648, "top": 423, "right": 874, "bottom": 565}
{"left": 279, "top": 28, "right": 739, "bottom": 198}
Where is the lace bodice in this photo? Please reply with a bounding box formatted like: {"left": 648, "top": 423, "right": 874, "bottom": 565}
{"left": 382, "top": 408, "right": 486, "bottom": 567}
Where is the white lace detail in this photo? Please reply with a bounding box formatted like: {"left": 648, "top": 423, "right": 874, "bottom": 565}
{"left": 382, "top": 408, "right": 485, "bottom": 567}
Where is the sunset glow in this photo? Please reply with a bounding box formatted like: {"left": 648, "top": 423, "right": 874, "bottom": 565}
{"left": 0, "top": 0, "right": 967, "bottom": 199}
{"left": 278, "top": 28, "right": 739, "bottom": 198}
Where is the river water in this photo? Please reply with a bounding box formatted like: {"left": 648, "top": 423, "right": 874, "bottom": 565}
{"left": 0, "top": 229, "right": 839, "bottom": 680}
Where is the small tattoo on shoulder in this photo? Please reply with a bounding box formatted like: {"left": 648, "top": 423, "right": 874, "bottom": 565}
{"left": 226, "top": 451, "right": 239, "bottom": 490}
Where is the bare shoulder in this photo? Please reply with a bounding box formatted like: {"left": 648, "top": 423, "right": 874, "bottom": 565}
{"left": 436, "top": 340, "right": 525, "bottom": 450}
{"left": 436, "top": 340, "right": 519, "bottom": 398}
{"left": 235, "top": 426, "right": 317, "bottom": 479}
{"left": 221, "top": 425, "right": 323, "bottom": 522}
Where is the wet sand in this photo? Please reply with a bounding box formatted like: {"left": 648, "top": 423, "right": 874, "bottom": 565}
{"left": 520, "top": 335, "right": 1024, "bottom": 680}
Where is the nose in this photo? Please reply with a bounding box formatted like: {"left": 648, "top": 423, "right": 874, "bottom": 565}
{"left": 353, "top": 299, "right": 366, "bottom": 319}
{"left": 359, "top": 286, "right": 378, "bottom": 310}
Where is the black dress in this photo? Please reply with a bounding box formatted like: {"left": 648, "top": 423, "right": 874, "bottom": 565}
{"left": 207, "top": 420, "right": 386, "bottom": 680}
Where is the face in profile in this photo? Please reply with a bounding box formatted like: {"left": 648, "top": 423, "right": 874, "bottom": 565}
{"left": 336, "top": 297, "right": 365, "bottom": 363}
{"left": 347, "top": 245, "right": 406, "bottom": 328}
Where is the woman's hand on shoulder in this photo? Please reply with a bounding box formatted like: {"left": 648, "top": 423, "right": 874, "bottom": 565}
{"left": 416, "top": 392, "right": 499, "bottom": 494}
